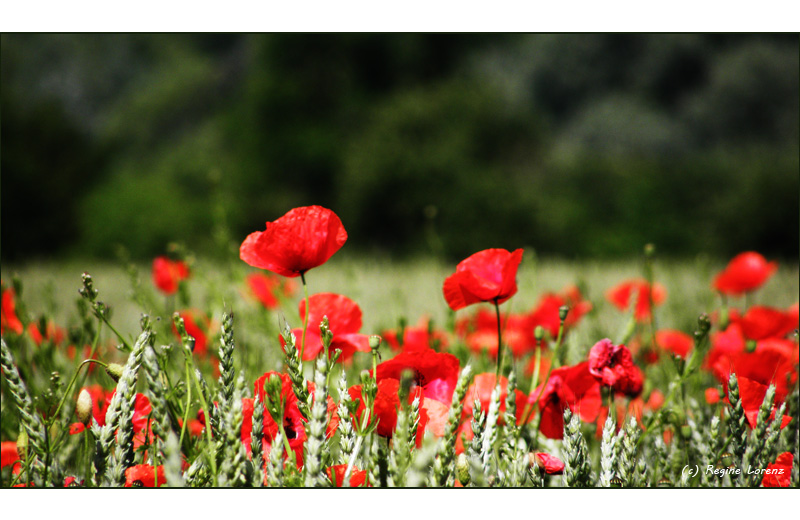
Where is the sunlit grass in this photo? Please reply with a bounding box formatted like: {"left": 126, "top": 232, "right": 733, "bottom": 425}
{"left": 5, "top": 252, "right": 796, "bottom": 340}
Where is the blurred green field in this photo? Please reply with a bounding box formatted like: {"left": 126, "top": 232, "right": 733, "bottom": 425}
{"left": 4, "top": 253, "right": 797, "bottom": 372}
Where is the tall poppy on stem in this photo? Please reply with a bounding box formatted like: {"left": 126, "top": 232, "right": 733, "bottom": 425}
{"left": 443, "top": 248, "right": 523, "bottom": 379}
{"left": 712, "top": 251, "right": 777, "bottom": 296}
{"left": 606, "top": 279, "right": 666, "bottom": 323}
{"left": 240, "top": 205, "right": 347, "bottom": 359}
{"left": 152, "top": 256, "right": 190, "bottom": 296}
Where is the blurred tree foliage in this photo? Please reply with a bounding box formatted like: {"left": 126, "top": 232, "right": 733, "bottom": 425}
{"left": 1, "top": 34, "right": 797, "bottom": 262}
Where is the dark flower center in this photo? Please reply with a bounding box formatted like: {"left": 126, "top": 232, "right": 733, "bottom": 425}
{"left": 284, "top": 420, "right": 298, "bottom": 440}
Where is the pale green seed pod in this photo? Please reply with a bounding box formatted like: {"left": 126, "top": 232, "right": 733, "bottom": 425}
{"left": 76, "top": 388, "right": 93, "bottom": 425}
{"left": 369, "top": 335, "right": 382, "bottom": 352}
{"left": 105, "top": 363, "right": 125, "bottom": 382}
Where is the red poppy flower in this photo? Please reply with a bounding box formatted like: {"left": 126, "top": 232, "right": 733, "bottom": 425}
{"left": 249, "top": 373, "right": 307, "bottom": 464}
{"left": 443, "top": 248, "right": 523, "bottom": 311}
{"left": 588, "top": 339, "right": 644, "bottom": 397}
{"left": 131, "top": 394, "right": 153, "bottom": 433}
{"left": 172, "top": 310, "right": 213, "bottom": 356}
{"left": 245, "top": 272, "right": 296, "bottom": 310}
{"left": 421, "top": 398, "right": 450, "bottom": 438}
{"left": 348, "top": 379, "right": 431, "bottom": 444}
{"left": 462, "top": 373, "right": 529, "bottom": 427}
{"left": 788, "top": 303, "right": 799, "bottom": 330}
{"left": 26, "top": 321, "right": 66, "bottom": 346}
{"left": 63, "top": 476, "right": 83, "bottom": 487}
{"left": 533, "top": 452, "right": 565, "bottom": 475}
{"left": 374, "top": 346, "right": 461, "bottom": 404}
{"left": 284, "top": 293, "right": 371, "bottom": 361}
{"left": 528, "top": 362, "right": 602, "bottom": 439}
{"left": 382, "top": 317, "right": 449, "bottom": 352}
{"left": 655, "top": 329, "right": 693, "bottom": 359}
{"left": 705, "top": 387, "right": 722, "bottom": 405}
{"left": 1, "top": 287, "right": 24, "bottom": 335}
{"left": 457, "top": 309, "right": 536, "bottom": 358}
{"left": 707, "top": 327, "right": 798, "bottom": 403}
{"left": 529, "top": 286, "right": 593, "bottom": 338}
{"left": 248, "top": 371, "right": 338, "bottom": 467}
{"left": 728, "top": 376, "right": 793, "bottom": 430}
{"left": 619, "top": 389, "right": 665, "bottom": 430}
{"left": 327, "top": 464, "right": 369, "bottom": 487}
{"left": 707, "top": 323, "right": 746, "bottom": 361}
{"left": 454, "top": 421, "right": 474, "bottom": 455}
{"left": 762, "top": 452, "right": 793, "bottom": 487}
{"left": 712, "top": 252, "right": 777, "bottom": 296}
{"left": 240, "top": 205, "right": 347, "bottom": 278}
{"left": 152, "top": 256, "right": 190, "bottom": 295}
{"left": 124, "top": 464, "right": 166, "bottom": 487}
{"left": 1, "top": 441, "right": 20, "bottom": 469}
{"left": 176, "top": 416, "right": 206, "bottom": 438}
{"left": 606, "top": 279, "right": 666, "bottom": 322}
{"left": 737, "top": 306, "right": 797, "bottom": 341}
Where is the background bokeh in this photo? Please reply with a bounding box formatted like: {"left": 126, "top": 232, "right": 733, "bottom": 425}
{"left": 2, "top": 34, "right": 798, "bottom": 263}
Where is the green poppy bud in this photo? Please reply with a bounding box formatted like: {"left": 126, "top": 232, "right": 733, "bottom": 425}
{"left": 697, "top": 313, "right": 711, "bottom": 334}
{"left": 534, "top": 326, "right": 544, "bottom": 342}
{"left": 558, "top": 306, "right": 570, "bottom": 322}
{"left": 105, "top": 363, "right": 124, "bottom": 382}
{"left": 76, "top": 389, "right": 93, "bottom": 426}
{"left": 369, "top": 335, "right": 382, "bottom": 352}
{"left": 719, "top": 452, "right": 735, "bottom": 468}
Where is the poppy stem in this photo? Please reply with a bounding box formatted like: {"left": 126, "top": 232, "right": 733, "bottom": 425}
{"left": 300, "top": 272, "right": 309, "bottom": 361}
{"left": 179, "top": 362, "right": 192, "bottom": 448}
{"left": 494, "top": 299, "right": 503, "bottom": 380}
{"left": 526, "top": 311, "right": 567, "bottom": 448}
{"left": 643, "top": 245, "right": 658, "bottom": 356}
{"left": 184, "top": 354, "right": 219, "bottom": 486}
{"left": 49, "top": 357, "right": 108, "bottom": 429}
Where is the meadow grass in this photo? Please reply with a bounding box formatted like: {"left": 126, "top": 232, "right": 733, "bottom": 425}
{"left": 4, "top": 252, "right": 796, "bottom": 337}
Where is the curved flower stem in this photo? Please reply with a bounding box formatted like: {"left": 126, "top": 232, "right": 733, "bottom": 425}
{"left": 494, "top": 299, "right": 503, "bottom": 380}
{"left": 184, "top": 355, "right": 219, "bottom": 486}
{"left": 300, "top": 272, "right": 309, "bottom": 361}
{"left": 50, "top": 358, "right": 108, "bottom": 427}
{"left": 643, "top": 247, "right": 658, "bottom": 356}
{"left": 179, "top": 362, "right": 192, "bottom": 448}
